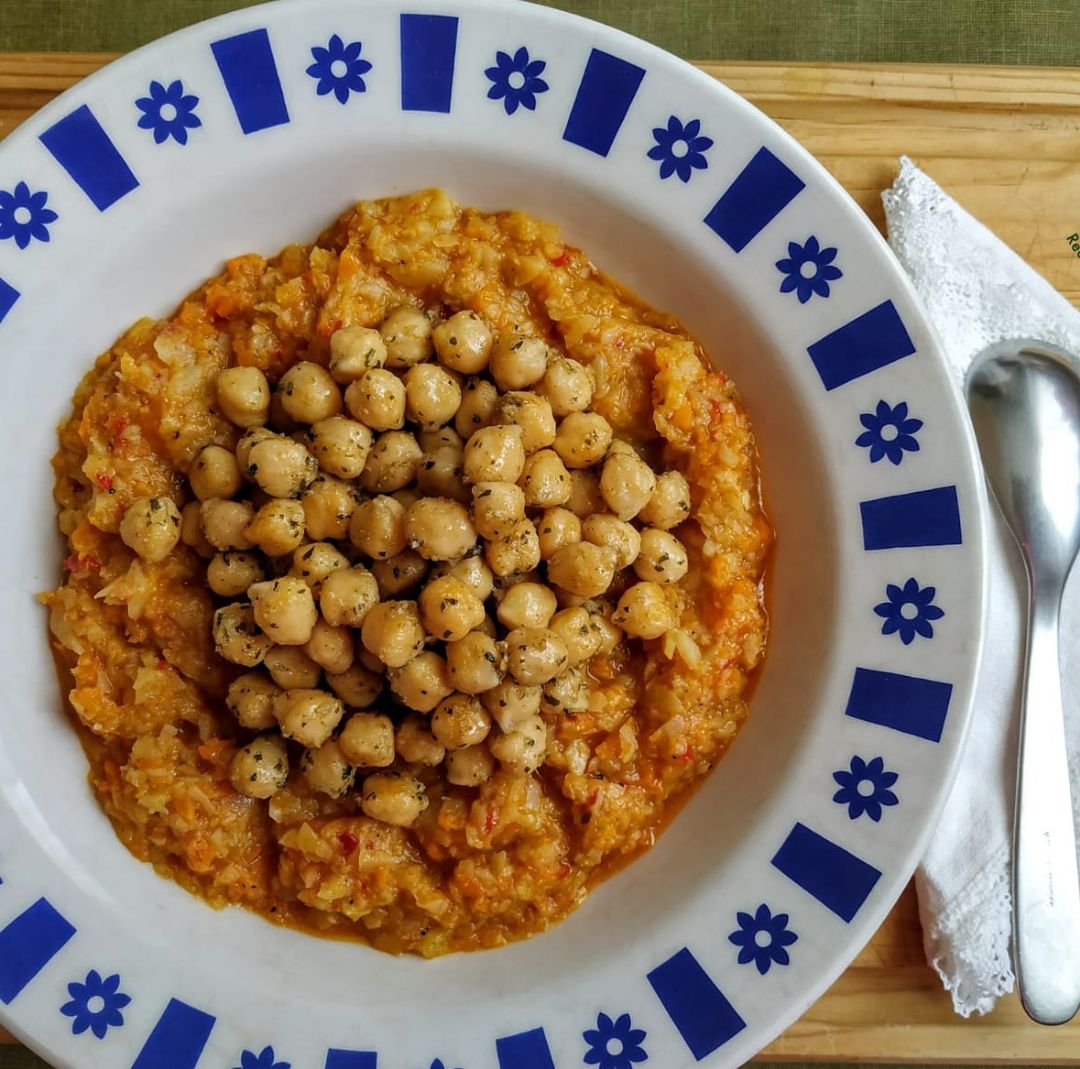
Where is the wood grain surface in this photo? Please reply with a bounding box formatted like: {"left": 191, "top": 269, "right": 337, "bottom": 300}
{"left": 2, "top": 54, "right": 1079, "bottom": 1063}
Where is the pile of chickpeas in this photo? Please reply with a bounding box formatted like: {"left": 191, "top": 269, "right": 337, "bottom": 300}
{"left": 117, "top": 305, "right": 691, "bottom": 828}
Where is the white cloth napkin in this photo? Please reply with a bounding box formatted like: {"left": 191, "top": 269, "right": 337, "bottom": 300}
{"left": 881, "top": 156, "right": 1080, "bottom": 1016}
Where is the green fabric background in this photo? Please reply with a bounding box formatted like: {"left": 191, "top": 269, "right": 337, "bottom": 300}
{"left": 1, "top": 1, "right": 1076, "bottom": 1067}
{"left": 1, "top": 0, "right": 1079, "bottom": 64}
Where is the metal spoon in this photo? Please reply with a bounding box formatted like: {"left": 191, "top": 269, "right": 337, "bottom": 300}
{"left": 966, "top": 338, "right": 1080, "bottom": 1025}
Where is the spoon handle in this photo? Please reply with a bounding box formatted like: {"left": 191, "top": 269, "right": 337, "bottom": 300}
{"left": 1013, "top": 588, "right": 1080, "bottom": 1024}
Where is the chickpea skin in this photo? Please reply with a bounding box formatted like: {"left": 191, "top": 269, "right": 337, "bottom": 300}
{"left": 419, "top": 575, "right": 486, "bottom": 641}
{"left": 349, "top": 495, "right": 407, "bottom": 560}
{"left": 454, "top": 378, "right": 499, "bottom": 438}
{"left": 600, "top": 451, "right": 657, "bottom": 521}
{"left": 520, "top": 449, "right": 572, "bottom": 507}
{"left": 481, "top": 679, "right": 543, "bottom": 732}
{"left": 446, "top": 631, "right": 504, "bottom": 694}
{"left": 505, "top": 627, "right": 569, "bottom": 685}
{"left": 229, "top": 735, "right": 289, "bottom": 799}
{"left": 299, "top": 739, "right": 356, "bottom": 798}
{"left": 303, "top": 618, "right": 355, "bottom": 675}
{"left": 189, "top": 445, "right": 243, "bottom": 501}
{"left": 395, "top": 715, "right": 446, "bottom": 765}
{"left": 554, "top": 411, "right": 612, "bottom": 469}
{"left": 404, "top": 498, "right": 477, "bottom": 561}
{"left": 497, "top": 582, "right": 557, "bottom": 630}
{"left": 226, "top": 672, "right": 281, "bottom": 730}
{"left": 583, "top": 514, "right": 642, "bottom": 570}
{"left": 445, "top": 744, "right": 496, "bottom": 786}
{"left": 216, "top": 366, "right": 270, "bottom": 429}
{"left": 213, "top": 602, "right": 273, "bottom": 667}
{"left": 319, "top": 565, "right": 380, "bottom": 628}
{"left": 380, "top": 305, "right": 434, "bottom": 368}
{"left": 339, "top": 712, "right": 395, "bottom": 767}
{"left": 372, "top": 549, "right": 429, "bottom": 597}
{"left": 639, "top": 469, "right": 692, "bottom": 530}
{"left": 548, "top": 606, "right": 603, "bottom": 666}
{"left": 490, "top": 334, "right": 548, "bottom": 391}
{"left": 388, "top": 651, "right": 453, "bottom": 713}
{"left": 329, "top": 325, "right": 387, "bottom": 383}
{"left": 484, "top": 518, "right": 542, "bottom": 577}
{"left": 613, "top": 581, "right": 677, "bottom": 639}
{"left": 634, "top": 528, "right": 689, "bottom": 584}
{"left": 274, "top": 687, "right": 345, "bottom": 748}
{"left": 308, "top": 415, "right": 372, "bottom": 479}
{"left": 471, "top": 481, "right": 526, "bottom": 540}
{"left": 433, "top": 310, "right": 493, "bottom": 373}
{"left": 539, "top": 356, "right": 593, "bottom": 417}
{"left": 120, "top": 496, "right": 182, "bottom": 562}
{"left": 325, "top": 663, "right": 384, "bottom": 707}
{"left": 463, "top": 424, "right": 525, "bottom": 483}
{"left": 264, "top": 645, "right": 323, "bottom": 689}
{"left": 361, "top": 771, "right": 428, "bottom": 826}
{"left": 359, "top": 430, "right": 422, "bottom": 492}
{"left": 547, "top": 542, "right": 618, "bottom": 598}
{"left": 496, "top": 391, "right": 556, "bottom": 453}
{"left": 431, "top": 694, "right": 491, "bottom": 749}
{"left": 206, "top": 550, "right": 265, "bottom": 597}
{"left": 489, "top": 714, "right": 548, "bottom": 775}
{"left": 247, "top": 437, "right": 318, "bottom": 498}
{"left": 404, "top": 363, "right": 462, "bottom": 429}
{"left": 345, "top": 368, "right": 407, "bottom": 431}
{"left": 535, "top": 507, "right": 582, "bottom": 559}
{"left": 248, "top": 577, "right": 318, "bottom": 646}
{"left": 360, "top": 600, "right": 426, "bottom": 668}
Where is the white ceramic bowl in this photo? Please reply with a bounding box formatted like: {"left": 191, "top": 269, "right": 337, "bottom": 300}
{"left": 0, "top": 2, "right": 986, "bottom": 1067}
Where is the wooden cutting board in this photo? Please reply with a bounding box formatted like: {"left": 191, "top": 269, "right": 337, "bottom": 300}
{"left": 2, "top": 54, "right": 1080, "bottom": 1064}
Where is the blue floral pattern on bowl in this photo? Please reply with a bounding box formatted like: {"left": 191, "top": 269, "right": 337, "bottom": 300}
{"left": 306, "top": 34, "right": 373, "bottom": 103}
{"left": 583, "top": 1012, "right": 648, "bottom": 1068}
{"left": 0, "top": 181, "right": 58, "bottom": 249}
{"left": 135, "top": 80, "right": 201, "bottom": 144}
{"left": 874, "top": 577, "right": 944, "bottom": 644}
{"left": 728, "top": 905, "right": 798, "bottom": 975}
{"left": 775, "top": 236, "right": 841, "bottom": 303}
{"left": 485, "top": 47, "right": 549, "bottom": 114}
{"left": 232, "top": 1046, "right": 289, "bottom": 1069}
{"left": 856, "top": 400, "right": 923, "bottom": 464}
{"left": 833, "top": 756, "right": 900, "bottom": 821}
{"left": 647, "top": 116, "right": 712, "bottom": 182}
{"left": 59, "top": 970, "right": 130, "bottom": 1038}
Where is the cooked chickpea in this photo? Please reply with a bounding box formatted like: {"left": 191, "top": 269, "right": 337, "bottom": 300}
{"left": 349, "top": 495, "right": 405, "bottom": 560}
{"left": 361, "top": 771, "right": 428, "bottom": 826}
{"left": 200, "top": 498, "right": 254, "bottom": 552}
{"left": 216, "top": 366, "right": 270, "bottom": 428}
{"left": 339, "top": 712, "right": 395, "bottom": 767}
{"left": 325, "top": 663, "right": 383, "bottom": 707}
{"left": 484, "top": 518, "right": 541, "bottom": 577}
{"left": 180, "top": 501, "right": 215, "bottom": 557}
{"left": 534, "top": 507, "right": 581, "bottom": 560}
{"left": 226, "top": 672, "right": 281, "bottom": 730}
{"left": 289, "top": 541, "right": 350, "bottom": 595}
{"left": 565, "top": 469, "right": 604, "bottom": 517}
{"left": 634, "top": 528, "right": 689, "bottom": 584}
{"left": 303, "top": 618, "right": 355, "bottom": 674}
{"left": 471, "top": 481, "right": 526, "bottom": 540}
{"left": 345, "top": 368, "right": 407, "bottom": 431}
{"left": 419, "top": 575, "right": 486, "bottom": 641}
{"left": 419, "top": 426, "right": 463, "bottom": 452}
{"left": 330, "top": 325, "right": 387, "bottom": 383}
{"left": 372, "top": 549, "right": 428, "bottom": 597}
{"left": 319, "top": 565, "right": 379, "bottom": 628}
{"left": 417, "top": 446, "right": 468, "bottom": 503}
{"left": 120, "top": 496, "right": 182, "bottom": 562}
{"left": 388, "top": 651, "right": 453, "bottom": 713}
{"left": 496, "top": 391, "right": 556, "bottom": 452}
{"left": 520, "top": 449, "right": 571, "bottom": 507}
{"left": 307, "top": 415, "right": 371, "bottom": 480}
{"left": 554, "top": 411, "right": 612, "bottom": 469}
{"left": 639, "top": 469, "right": 692, "bottom": 529}
{"left": 433, "top": 310, "right": 493, "bottom": 373}
{"left": 490, "top": 334, "right": 548, "bottom": 391}
{"left": 505, "top": 627, "right": 569, "bottom": 685}
{"left": 274, "top": 687, "right": 345, "bottom": 748}
{"left": 297, "top": 474, "right": 355, "bottom": 541}
{"left": 489, "top": 714, "right": 547, "bottom": 775}
{"left": 242, "top": 499, "right": 303, "bottom": 558}
{"left": 497, "top": 582, "right": 557, "bottom": 630}
{"left": 404, "top": 498, "right": 477, "bottom": 561}
{"left": 590, "top": 605, "right": 624, "bottom": 654}
{"left": 213, "top": 602, "right": 272, "bottom": 666}
{"left": 542, "top": 665, "right": 589, "bottom": 715}
{"left": 539, "top": 356, "right": 593, "bottom": 417}
{"left": 431, "top": 694, "right": 491, "bottom": 749}
{"left": 359, "top": 430, "right": 422, "bottom": 492}
{"left": 247, "top": 436, "right": 318, "bottom": 498}
{"left": 229, "top": 734, "right": 289, "bottom": 799}
{"left": 395, "top": 715, "right": 446, "bottom": 764}
{"left": 583, "top": 514, "right": 641, "bottom": 570}
{"left": 297, "top": 738, "right": 355, "bottom": 798}
{"left": 547, "top": 542, "right": 618, "bottom": 598}
{"left": 360, "top": 600, "right": 426, "bottom": 668}
{"left": 381, "top": 305, "right": 434, "bottom": 368}
{"left": 480, "top": 679, "right": 542, "bottom": 731}
{"left": 446, "top": 631, "right": 503, "bottom": 694}
{"left": 264, "top": 645, "right": 322, "bottom": 689}
{"left": 189, "top": 445, "right": 243, "bottom": 501}
{"left": 235, "top": 426, "right": 276, "bottom": 473}
{"left": 600, "top": 451, "right": 657, "bottom": 521}
{"left": 403, "top": 363, "right": 462, "bottom": 429}
{"left": 431, "top": 555, "right": 494, "bottom": 601}
{"left": 547, "top": 606, "right": 604, "bottom": 666}
{"left": 446, "top": 744, "right": 496, "bottom": 786}
{"left": 613, "top": 581, "right": 677, "bottom": 639}
{"left": 248, "top": 577, "right": 318, "bottom": 645}
{"left": 207, "top": 550, "right": 265, "bottom": 597}
{"left": 463, "top": 424, "right": 525, "bottom": 483}
{"left": 278, "top": 361, "right": 343, "bottom": 424}
{"left": 454, "top": 377, "right": 499, "bottom": 438}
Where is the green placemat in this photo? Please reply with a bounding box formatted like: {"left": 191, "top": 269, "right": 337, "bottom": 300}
{"left": 2, "top": 0, "right": 1080, "bottom": 64}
